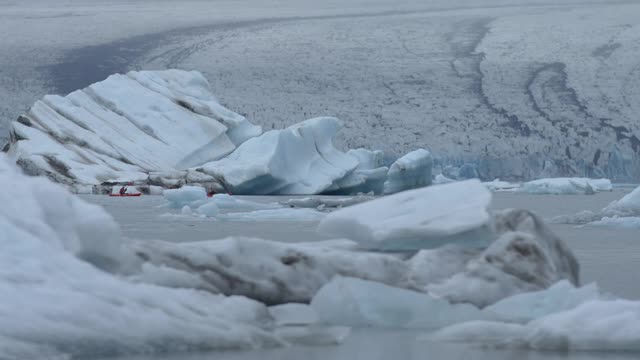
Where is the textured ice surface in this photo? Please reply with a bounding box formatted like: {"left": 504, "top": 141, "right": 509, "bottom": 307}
{"left": 432, "top": 299, "right": 640, "bottom": 351}
{"left": 311, "top": 277, "right": 490, "bottom": 329}
{"left": 200, "top": 117, "right": 359, "bottom": 195}
{"left": 486, "top": 280, "right": 602, "bottom": 322}
{"left": 282, "top": 195, "right": 374, "bottom": 209}
{"left": 428, "top": 209, "right": 580, "bottom": 307}
{"left": 317, "top": 179, "right": 493, "bottom": 251}
{"left": 5, "top": 70, "right": 257, "bottom": 185}
{"left": 518, "top": 178, "right": 612, "bottom": 195}
{"left": 383, "top": 149, "right": 433, "bottom": 194}
{"left": 131, "top": 238, "right": 409, "bottom": 304}
{"left": 0, "top": 155, "right": 282, "bottom": 359}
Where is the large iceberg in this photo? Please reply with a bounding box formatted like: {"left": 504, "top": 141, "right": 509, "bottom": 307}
{"left": 330, "top": 148, "right": 389, "bottom": 195}
{"left": 518, "top": 177, "right": 612, "bottom": 195}
{"left": 0, "top": 155, "right": 285, "bottom": 359}
{"left": 198, "top": 117, "right": 359, "bottom": 195}
{"left": 311, "top": 277, "right": 491, "bottom": 329}
{"left": 4, "top": 70, "right": 260, "bottom": 186}
{"left": 317, "top": 179, "right": 494, "bottom": 251}
{"left": 383, "top": 149, "right": 433, "bottom": 194}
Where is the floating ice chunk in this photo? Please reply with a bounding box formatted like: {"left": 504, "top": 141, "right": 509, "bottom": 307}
{"left": 210, "top": 194, "right": 281, "bottom": 211}
{"left": 269, "top": 304, "right": 319, "bottom": 326}
{"left": 163, "top": 186, "right": 207, "bottom": 208}
{"left": 518, "top": 177, "right": 612, "bottom": 195}
{"left": 196, "top": 202, "right": 219, "bottom": 217}
{"left": 587, "top": 216, "right": 640, "bottom": 229}
{"left": 131, "top": 238, "right": 409, "bottom": 305}
{"left": 433, "top": 174, "right": 457, "bottom": 185}
{"left": 603, "top": 184, "right": 640, "bottom": 214}
{"left": 432, "top": 299, "right": 640, "bottom": 351}
{"left": 218, "top": 208, "right": 326, "bottom": 222}
{"left": 311, "top": 277, "right": 490, "bottom": 329}
{"left": 200, "top": 117, "right": 359, "bottom": 195}
{"left": 0, "top": 155, "right": 281, "bottom": 358}
{"left": 486, "top": 281, "right": 602, "bottom": 322}
{"left": 317, "top": 179, "right": 493, "bottom": 251}
{"left": 428, "top": 209, "right": 580, "bottom": 307}
{"left": 274, "top": 326, "right": 351, "bottom": 346}
{"left": 181, "top": 205, "right": 193, "bottom": 215}
{"left": 483, "top": 179, "right": 520, "bottom": 192}
{"left": 282, "top": 195, "right": 374, "bottom": 209}
{"left": 383, "top": 149, "right": 433, "bottom": 194}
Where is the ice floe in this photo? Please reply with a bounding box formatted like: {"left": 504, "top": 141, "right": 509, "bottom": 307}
{"left": 311, "top": 277, "right": 491, "bottom": 329}
{"left": 317, "top": 179, "right": 493, "bottom": 251}
{"left": 431, "top": 299, "right": 640, "bottom": 351}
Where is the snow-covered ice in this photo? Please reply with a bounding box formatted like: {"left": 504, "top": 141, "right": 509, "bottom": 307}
{"left": 311, "top": 277, "right": 490, "bottom": 329}
{"left": 518, "top": 178, "right": 612, "bottom": 195}
{"left": 317, "top": 179, "right": 493, "bottom": 251}
{"left": 199, "top": 117, "right": 359, "bottom": 195}
{"left": 383, "top": 149, "right": 433, "bottom": 194}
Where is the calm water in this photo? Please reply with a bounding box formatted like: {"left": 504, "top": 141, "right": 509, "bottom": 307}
{"left": 83, "top": 190, "right": 640, "bottom": 360}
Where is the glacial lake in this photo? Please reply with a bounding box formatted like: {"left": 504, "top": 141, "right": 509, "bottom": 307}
{"left": 83, "top": 190, "right": 640, "bottom": 360}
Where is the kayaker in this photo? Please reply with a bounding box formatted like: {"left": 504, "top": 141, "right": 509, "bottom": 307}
{"left": 119, "top": 186, "right": 126, "bottom": 196}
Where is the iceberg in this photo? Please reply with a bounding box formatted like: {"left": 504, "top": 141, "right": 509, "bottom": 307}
{"left": 518, "top": 177, "right": 612, "bottom": 195}
{"left": 199, "top": 117, "right": 359, "bottom": 195}
{"left": 131, "top": 238, "right": 409, "bottom": 305}
{"left": 317, "top": 179, "right": 494, "bottom": 251}
{"left": 603, "top": 184, "right": 640, "bottom": 215}
{"left": 310, "top": 277, "right": 491, "bottom": 329}
{"left": 432, "top": 299, "right": 640, "bottom": 351}
{"left": 4, "top": 70, "right": 259, "bottom": 186}
{"left": 383, "top": 149, "right": 433, "bottom": 194}
{"left": 433, "top": 173, "right": 457, "bottom": 185}
{"left": 216, "top": 208, "right": 326, "bottom": 222}
{"left": 0, "top": 155, "right": 283, "bottom": 359}
{"left": 427, "top": 209, "right": 580, "bottom": 307}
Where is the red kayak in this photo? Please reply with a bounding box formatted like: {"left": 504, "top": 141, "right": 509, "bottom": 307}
{"left": 109, "top": 193, "right": 142, "bottom": 197}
